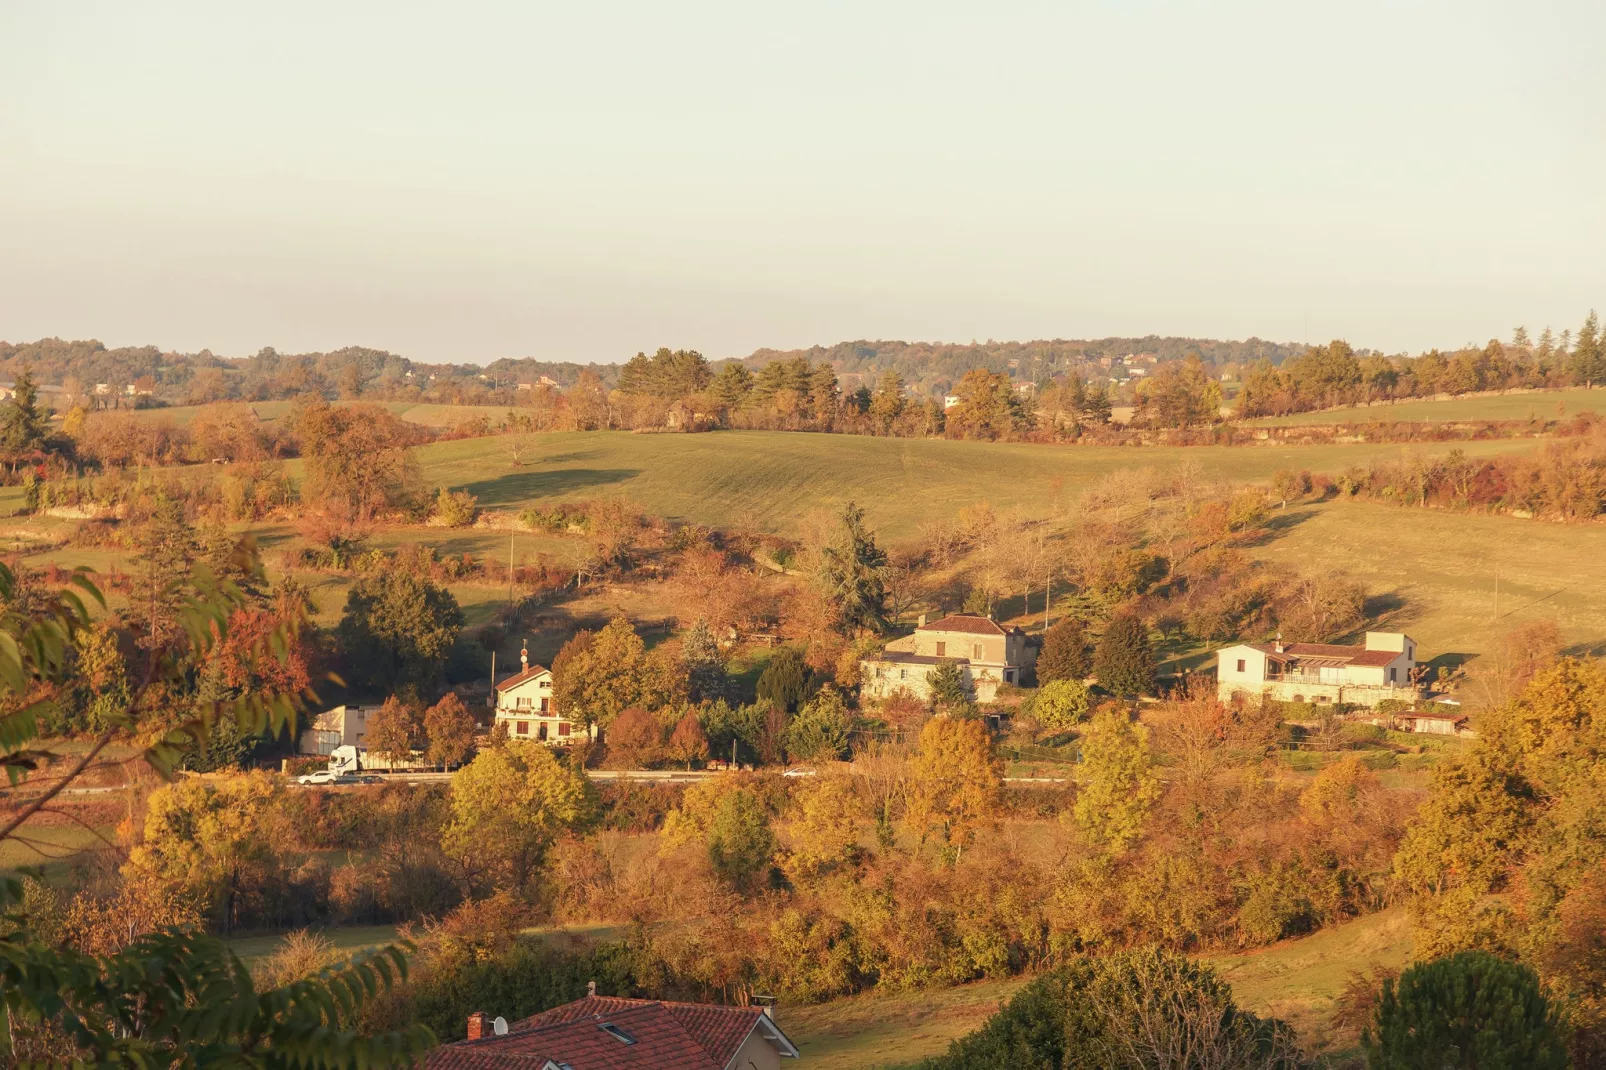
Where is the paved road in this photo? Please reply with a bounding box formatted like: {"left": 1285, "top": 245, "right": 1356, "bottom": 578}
{"left": 36, "top": 770, "right": 1069, "bottom": 796}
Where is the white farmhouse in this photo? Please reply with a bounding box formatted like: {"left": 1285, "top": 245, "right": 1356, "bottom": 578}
{"left": 1215, "top": 632, "right": 1421, "bottom": 707}
{"left": 494, "top": 646, "right": 594, "bottom": 746}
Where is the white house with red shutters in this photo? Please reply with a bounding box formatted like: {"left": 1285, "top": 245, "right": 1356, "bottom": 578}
{"left": 494, "top": 644, "right": 595, "bottom": 746}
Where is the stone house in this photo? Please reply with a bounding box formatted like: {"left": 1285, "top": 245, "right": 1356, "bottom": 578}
{"left": 1215, "top": 632, "right": 1421, "bottom": 707}
{"left": 860, "top": 614, "right": 1034, "bottom": 704}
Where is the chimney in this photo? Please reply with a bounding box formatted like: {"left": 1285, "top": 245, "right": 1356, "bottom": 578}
{"left": 587, "top": 980, "right": 597, "bottom": 997}
{"left": 520, "top": 643, "right": 529, "bottom": 670}
{"left": 467, "top": 1011, "right": 490, "bottom": 1041}
{"left": 1274, "top": 632, "right": 1284, "bottom": 655}
{"left": 917, "top": 613, "right": 927, "bottom": 628}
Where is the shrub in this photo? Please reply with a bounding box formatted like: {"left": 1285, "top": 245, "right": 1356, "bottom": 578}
{"left": 1363, "top": 950, "right": 1567, "bottom": 1070}
{"left": 433, "top": 486, "right": 479, "bottom": 527}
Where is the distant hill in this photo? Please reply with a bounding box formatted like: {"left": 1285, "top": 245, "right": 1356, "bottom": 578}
{"left": 737, "top": 337, "right": 1309, "bottom": 396}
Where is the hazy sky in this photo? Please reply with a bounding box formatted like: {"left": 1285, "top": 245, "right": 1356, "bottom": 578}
{"left": 4, "top": 1, "right": 1604, "bottom": 364}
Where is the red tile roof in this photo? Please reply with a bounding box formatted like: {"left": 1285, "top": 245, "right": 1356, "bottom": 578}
{"left": 496, "top": 664, "right": 551, "bottom": 692}
{"left": 1242, "top": 642, "right": 1403, "bottom": 668}
{"left": 427, "top": 997, "right": 795, "bottom": 1070}
{"left": 919, "top": 614, "right": 1007, "bottom": 636}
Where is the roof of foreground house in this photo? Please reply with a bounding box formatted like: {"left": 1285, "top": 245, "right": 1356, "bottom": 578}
{"left": 427, "top": 997, "right": 798, "bottom": 1070}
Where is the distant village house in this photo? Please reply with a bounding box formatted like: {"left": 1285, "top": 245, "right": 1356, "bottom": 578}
{"left": 1215, "top": 632, "right": 1422, "bottom": 707}
{"left": 860, "top": 614, "right": 1035, "bottom": 704}
{"left": 495, "top": 645, "right": 594, "bottom": 745}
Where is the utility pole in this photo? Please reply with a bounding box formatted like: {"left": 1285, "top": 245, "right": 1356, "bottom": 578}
{"left": 508, "top": 531, "right": 516, "bottom": 605}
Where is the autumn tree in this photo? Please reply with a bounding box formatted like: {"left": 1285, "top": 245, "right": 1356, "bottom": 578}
{"left": 1037, "top": 617, "right": 1092, "bottom": 683}
{"left": 1073, "top": 708, "right": 1160, "bottom": 852}
{"left": 606, "top": 706, "right": 664, "bottom": 768}
{"left": 441, "top": 741, "right": 594, "bottom": 895}
{"left": 1135, "top": 355, "right": 1222, "bottom": 429}
{"left": 818, "top": 501, "right": 889, "bottom": 635}
{"left": 904, "top": 716, "right": 1001, "bottom": 862}
{"left": 424, "top": 692, "right": 476, "bottom": 770}
{"left": 366, "top": 695, "right": 422, "bottom": 766}
{"left": 337, "top": 571, "right": 464, "bottom": 691}
{"left": 1094, "top": 616, "right": 1156, "bottom": 697}
{"left": 1029, "top": 678, "right": 1091, "bottom": 733}
{"left": 294, "top": 397, "right": 421, "bottom": 520}
{"left": 552, "top": 617, "right": 686, "bottom": 728}
{"left": 667, "top": 709, "right": 710, "bottom": 769}
{"left": 706, "top": 788, "right": 776, "bottom": 892}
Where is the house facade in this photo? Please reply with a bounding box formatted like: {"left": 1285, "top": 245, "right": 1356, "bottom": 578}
{"left": 428, "top": 994, "right": 799, "bottom": 1070}
{"left": 1215, "top": 632, "right": 1421, "bottom": 707}
{"left": 298, "top": 704, "right": 384, "bottom": 755}
{"left": 860, "top": 614, "right": 1034, "bottom": 704}
{"left": 495, "top": 647, "right": 595, "bottom": 746}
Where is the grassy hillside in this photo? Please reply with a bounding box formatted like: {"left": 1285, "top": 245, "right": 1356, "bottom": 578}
{"left": 1246, "top": 387, "right": 1606, "bottom": 427}
{"left": 418, "top": 430, "right": 1536, "bottom": 543}
{"left": 783, "top": 908, "right": 1413, "bottom": 1069}
{"left": 1256, "top": 498, "right": 1606, "bottom": 662}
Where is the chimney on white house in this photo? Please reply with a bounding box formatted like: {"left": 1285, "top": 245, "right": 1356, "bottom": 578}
{"left": 917, "top": 613, "right": 927, "bottom": 628}
{"left": 1273, "top": 633, "right": 1284, "bottom": 655}
{"left": 587, "top": 980, "right": 597, "bottom": 997}
{"left": 467, "top": 1011, "right": 490, "bottom": 1040}
{"left": 520, "top": 643, "right": 529, "bottom": 670}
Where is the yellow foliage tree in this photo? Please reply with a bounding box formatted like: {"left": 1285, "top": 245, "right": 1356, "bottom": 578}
{"left": 441, "top": 742, "right": 594, "bottom": 896}
{"left": 903, "top": 716, "right": 1001, "bottom": 862}
{"left": 1072, "top": 708, "right": 1161, "bottom": 853}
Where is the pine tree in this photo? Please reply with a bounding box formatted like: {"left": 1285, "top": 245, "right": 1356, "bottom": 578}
{"left": 0, "top": 369, "right": 49, "bottom": 464}
{"left": 680, "top": 618, "right": 728, "bottom": 702}
{"left": 1093, "top": 616, "right": 1156, "bottom": 697}
{"left": 1573, "top": 309, "right": 1605, "bottom": 387}
{"left": 1512, "top": 325, "right": 1530, "bottom": 347}
{"left": 819, "top": 501, "right": 889, "bottom": 635}
{"left": 1364, "top": 951, "right": 1566, "bottom": 1070}
{"left": 757, "top": 646, "right": 811, "bottom": 713}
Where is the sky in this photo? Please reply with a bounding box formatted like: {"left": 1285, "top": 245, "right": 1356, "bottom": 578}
{"left": 3, "top": 0, "right": 1605, "bottom": 364}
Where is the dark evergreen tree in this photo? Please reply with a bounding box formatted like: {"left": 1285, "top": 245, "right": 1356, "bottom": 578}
{"left": 819, "top": 501, "right": 889, "bottom": 635}
{"left": 1037, "top": 617, "right": 1092, "bottom": 683}
{"left": 1573, "top": 309, "right": 1605, "bottom": 387}
{"left": 756, "top": 646, "right": 811, "bottom": 713}
{"left": 1093, "top": 615, "right": 1156, "bottom": 697}
{"left": 0, "top": 369, "right": 49, "bottom": 464}
{"left": 1363, "top": 951, "right": 1566, "bottom": 1070}
{"left": 924, "top": 659, "right": 972, "bottom": 714}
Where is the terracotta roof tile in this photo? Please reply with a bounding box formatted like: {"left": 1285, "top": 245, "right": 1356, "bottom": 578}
{"left": 496, "top": 665, "right": 551, "bottom": 692}
{"left": 428, "top": 997, "right": 792, "bottom": 1070}
{"left": 919, "top": 614, "right": 1006, "bottom": 636}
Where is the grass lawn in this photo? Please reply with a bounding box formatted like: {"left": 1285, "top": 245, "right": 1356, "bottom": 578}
{"left": 417, "top": 431, "right": 1537, "bottom": 544}
{"left": 125, "top": 400, "right": 508, "bottom": 429}
{"left": 1246, "top": 387, "right": 1606, "bottom": 427}
{"left": 0, "top": 822, "right": 119, "bottom": 881}
{"left": 226, "top": 920, "right": 626, "bottom": 965}
{"left": 783, "top": 908, "right": 1413, "bottom": 1069}
{"left": 1255, "top": 498, "right": 1606, "bottom": 662}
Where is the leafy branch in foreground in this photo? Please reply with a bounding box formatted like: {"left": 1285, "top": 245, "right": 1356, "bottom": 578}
{"left": 0, "top": 543, "right": 435, "bottom": 1065}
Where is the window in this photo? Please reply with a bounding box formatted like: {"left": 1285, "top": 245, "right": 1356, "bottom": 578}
{"left": 516, "top": 721, "right": 529, "bottom": 735}
{"left": 598, "top": 1023, "right": 636, "bottom": 1046}
{"left": 1235, "top": 659, "right": 1246, "bottom": 673}
{"left": 558, "top": 722, "right": 571, "bottom": 736}
{"left": 935, "top": 641, "right": 946, "bottom": 657}
{"left": 540, "top": 698, "right": 550, "bottom": 712}
{"left": 1004, "top": 670, "right": 1015, "bottom": 684}
{"left": 972, "top": 644, "right": 982, "bottom": 660}
{"left": 1389, "top": 667, "right": 1397, "bottom": 683}
{"left": 517, "top": 697, "right": 532, "bottom": 709}
{"left": 899, "top": 669, "right": 907, "bottom": 680}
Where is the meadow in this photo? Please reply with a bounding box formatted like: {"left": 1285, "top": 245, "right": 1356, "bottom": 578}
{"left": 417, "top": 430, "right": 1538, "bottom": 543}
{"left": 782, "top": 907, "right": 1412, "bottom": 1068}
{"left": 1245, "top": 387, "right": 1606, "bottom": 427}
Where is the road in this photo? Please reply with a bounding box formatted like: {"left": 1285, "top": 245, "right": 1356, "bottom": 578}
{"left": 43, "top": 769, "right": 1069, "bottom": 796}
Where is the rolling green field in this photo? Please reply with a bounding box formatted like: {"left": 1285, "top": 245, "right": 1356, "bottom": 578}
{"left": 418, "top": 430, "right": 1537, "bottom": 543}
{"left": 783, "top": 908, "right": 1412, "bottom": 1068}
{"left": 1246, "top": 387, "right": 1606, "bottom": 427}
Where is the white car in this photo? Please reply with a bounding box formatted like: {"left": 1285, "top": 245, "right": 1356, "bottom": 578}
{"left": 297, "top": 769, "right": 341, "bottom": 785}
{"left": 782, "top": 767, "right": 817, "bottom": 778}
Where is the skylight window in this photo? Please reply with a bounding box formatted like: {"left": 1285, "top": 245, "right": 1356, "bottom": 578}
{"left": 598, "top": 1023, "right": 636, "bottom": 1045}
